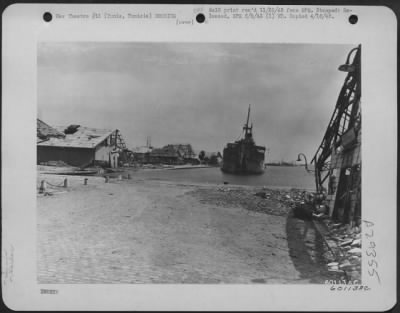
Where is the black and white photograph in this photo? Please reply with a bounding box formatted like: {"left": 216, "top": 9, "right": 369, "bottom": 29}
{"left": 2, "top": 3, "right": 396, "bottom": 311}
{"left": 36, "top": 42, "right": 362, "bottom": 284}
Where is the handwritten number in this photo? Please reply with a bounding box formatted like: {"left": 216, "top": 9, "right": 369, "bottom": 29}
{"left": 366, "top": 249, "right": 376, "bottom": 258}
{"left": 368, "top": 268, "right": 381, "bottom": 284}
{"left": 368, "top": 259, "right": 378, "bottom": 268}
{"left": 365, "top": 229, "right": 374, "bottom": 238}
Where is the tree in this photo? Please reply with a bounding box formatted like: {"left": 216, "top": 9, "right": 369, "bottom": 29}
{"left": 198, "top": 150, "right": 205, "bottom": 161}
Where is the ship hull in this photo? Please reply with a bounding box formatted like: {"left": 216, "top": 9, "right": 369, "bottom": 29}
{"left": 221, "top": 161, "right": 264, "bottom": 175}
{"left": 221, "top": 143, "right": 265, "bottom": 175}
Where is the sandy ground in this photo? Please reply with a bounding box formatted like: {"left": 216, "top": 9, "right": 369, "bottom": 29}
{"left": 37, "top": 173, "right": 340, "bottom": 284}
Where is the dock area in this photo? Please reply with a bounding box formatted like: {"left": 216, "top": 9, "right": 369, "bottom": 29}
{"left": 37, "top": 170, "right": 352, "bottom": 284}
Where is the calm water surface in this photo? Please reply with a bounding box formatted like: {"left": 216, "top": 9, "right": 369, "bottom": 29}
{"left": 129, "top": 166, "right": 316, "bottom": 190}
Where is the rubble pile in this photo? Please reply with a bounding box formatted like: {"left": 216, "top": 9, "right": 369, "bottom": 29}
{"left": 325, "top": 223, "right": 362, "bottom": 281}
{"left": 254, "top": 188, "right": 306, "bottom": 205}
{"left": 191, "top": 186, "right": 311, "bottom": 217}
{"left": 287, "top": 189, "right": 362, "bottom": 282}
{"left": 258, "top": 188, "right": 362, "bottom": 282}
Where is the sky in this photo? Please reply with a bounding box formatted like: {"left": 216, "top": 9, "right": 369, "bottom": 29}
{"left": 38, "top": 42, "right": 354, "bottom": 162}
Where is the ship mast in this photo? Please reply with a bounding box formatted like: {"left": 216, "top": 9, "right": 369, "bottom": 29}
{"left": 243, "top": 104, "right": 253, "bottom": 140}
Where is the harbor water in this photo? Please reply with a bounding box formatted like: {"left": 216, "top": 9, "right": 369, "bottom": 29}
{"left": 129, "top": 166, "right": 316, "bottom": 190}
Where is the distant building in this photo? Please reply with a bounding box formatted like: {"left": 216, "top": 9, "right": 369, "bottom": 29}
{"left": 147, "top": 144, "right": 197, "bottom": 165}
{"left": 204, "top": 151, "right": 222, "bottom": 166}
{"left": 131, "top": 146, "right": 153, "bottom": 163}
{"left": 195, "top": 149, "right": 222, "bottom": 166}
{"left": 37, "top": 119, "right": 126, "bottom": 168}
{"left": 149, "top": 145, "right": 182, "bottom": 164}
{"left": 170, "top": 144, "right": 197, "bottom": 161}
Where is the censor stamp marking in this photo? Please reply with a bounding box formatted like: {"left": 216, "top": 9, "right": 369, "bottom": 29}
{"left": 40, "top": 289, "right": 59, "bottom": 294}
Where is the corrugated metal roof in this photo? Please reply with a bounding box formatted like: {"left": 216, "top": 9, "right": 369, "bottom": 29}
{"left": 37, "top": 126, "right": 115, "bottom": 149}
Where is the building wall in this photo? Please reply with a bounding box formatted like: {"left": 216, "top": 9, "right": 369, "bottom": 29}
{"left": 327, "top": 128, "right": 361, "bottom": 225}
{"left": 95, "top": 142, "right": 112, "bottom": 163}
{"left": 37, "top": 146, "right": 95, "bottom": 167}
{"left": 331, "top": 144, "right": 361, "bottom": 169}
{"left": 330, "top": 129, "right": 361, "bottom": 169}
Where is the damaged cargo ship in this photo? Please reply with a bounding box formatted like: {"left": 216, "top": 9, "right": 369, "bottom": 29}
{"left": 221, "top": 105, "right": 266, "bottom": 175}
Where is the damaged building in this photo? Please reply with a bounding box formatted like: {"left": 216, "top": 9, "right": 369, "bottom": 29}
{"left": 311, "top": 45, "right": 361, "bottom": 226}
{"left": 37, "top": 119, "right": 127, "bottom": 168}
{"left": 148, "top": 144, "right": 198, "bottom": 165}
{"left": 131, "top": 146, "right": 153, "bottom": 163}
{"left": 37, "top": 118, "right": 66, "bottom": 143}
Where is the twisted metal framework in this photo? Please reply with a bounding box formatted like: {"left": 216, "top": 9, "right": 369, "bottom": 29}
{"left": 311, "top": 45, "right": 361, "bottom": 192}
{"left": 110, "top": 129, "right": 127, "bottom": 150}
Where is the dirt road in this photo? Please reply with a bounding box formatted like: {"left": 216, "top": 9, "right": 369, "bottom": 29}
{"left": 37, "top": 176, "right": 338, "bottom": 284}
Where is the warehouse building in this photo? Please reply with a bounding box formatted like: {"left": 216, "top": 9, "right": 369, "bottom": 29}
{"left": 37, "top": 120, "right": 126, "bottom": 168}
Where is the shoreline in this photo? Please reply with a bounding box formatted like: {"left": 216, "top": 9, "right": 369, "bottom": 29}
{"left": 38, "top": 171, "right": 315, "bottom": 192}
{"left": 134, "top": 178, "right": 316, "bottom": 192}
{"left": 37, "top": 164, "right": 316, "bottom": 192}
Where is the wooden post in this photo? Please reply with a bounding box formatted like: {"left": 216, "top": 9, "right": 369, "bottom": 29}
{"left": 39, "top": 180, "right": 47, "bottom": 193}
{"left": 63, "top": 178, "right": 68, "bottom": 188}
{"left": 84, "top": 178, "right": 88, "bottom": 185}
{"left": 105, "top": 176, "right": 109, "bottom": 183}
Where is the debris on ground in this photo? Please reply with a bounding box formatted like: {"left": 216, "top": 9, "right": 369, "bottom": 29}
{"left": 191, "top": 186, "right": 296, "bottom": 216}
{"left": 39, "top": 160, "right": 72, "bottom": 167}
{"left": 324, "top": 222, "right": 362, "bottom": 282}
{"left": 286, "top": 188, "right": 362, "bottom": 283}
